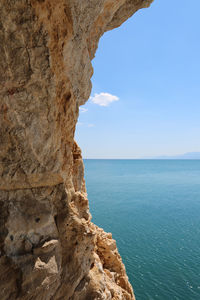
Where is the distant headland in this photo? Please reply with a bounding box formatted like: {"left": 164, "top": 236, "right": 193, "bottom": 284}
{"left": 143, "top": 152, "right": 200, "bottom": 159}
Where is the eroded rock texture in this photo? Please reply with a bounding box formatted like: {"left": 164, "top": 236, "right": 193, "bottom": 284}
{"left": 0, "top": 0, "right": 153, "bottom": 299}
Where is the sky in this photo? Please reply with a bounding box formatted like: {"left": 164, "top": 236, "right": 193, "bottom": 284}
{"left": 75, "top": 0, "right": 200, "bottom": 159}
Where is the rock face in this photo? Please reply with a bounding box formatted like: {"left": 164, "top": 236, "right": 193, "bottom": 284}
{"left": 0, "top": 1, "right": 153, "bottom": 299}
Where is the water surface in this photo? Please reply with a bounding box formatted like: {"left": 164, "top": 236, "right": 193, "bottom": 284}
{"left": 84, "top": 159, "right": 200, "bottom": 300}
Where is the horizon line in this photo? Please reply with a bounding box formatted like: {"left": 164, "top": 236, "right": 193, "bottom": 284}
{"left": 83, "top": 158, "right": 200, "bottom": 160}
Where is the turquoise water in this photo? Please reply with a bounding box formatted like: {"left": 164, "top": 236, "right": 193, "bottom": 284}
{"left": 84, "top": 160, "right": 200, "bottom": 300}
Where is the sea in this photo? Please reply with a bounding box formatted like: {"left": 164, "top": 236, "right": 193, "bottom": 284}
{"left": 84, "top": 159, "right": 200, "bottom": 300}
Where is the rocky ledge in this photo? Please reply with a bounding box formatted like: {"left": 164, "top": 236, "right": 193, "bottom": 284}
{"left": 0, "top": 1, "right": 153, "bottom": 299}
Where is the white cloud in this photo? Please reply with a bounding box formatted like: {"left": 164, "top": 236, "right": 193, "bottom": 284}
{"left": 90, "top": 92, "right": 119, "bottom": 107}
{"left": 79, "top": 107, "right": 88, "bottom": 113}
{"left": 77, "top": 122, "right": 94, "bottom": 128}
{"left": 88, "top": 123, "right": 94, "bottom": 128}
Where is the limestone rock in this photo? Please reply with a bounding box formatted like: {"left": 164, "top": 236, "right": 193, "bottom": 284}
{"left": 0, "top": 0, "right": 153, "bottom": 299}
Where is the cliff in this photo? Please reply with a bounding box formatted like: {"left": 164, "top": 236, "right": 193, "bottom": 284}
{"left": 0, "top": 1, "right": 153, "bottom": 299}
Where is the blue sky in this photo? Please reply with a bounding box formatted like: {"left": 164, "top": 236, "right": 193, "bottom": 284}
{"left": 75, "top": 0, "right": 200, "bottom": 159}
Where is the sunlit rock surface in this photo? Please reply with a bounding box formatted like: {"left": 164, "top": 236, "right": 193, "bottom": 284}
{"left": 0, "top": 0, "right": 153, "bottom": 299}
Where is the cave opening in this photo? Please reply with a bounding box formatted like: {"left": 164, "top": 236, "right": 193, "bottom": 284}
{"left": 76, "top": 1, "right": 200, "bottom": 299}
